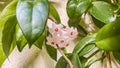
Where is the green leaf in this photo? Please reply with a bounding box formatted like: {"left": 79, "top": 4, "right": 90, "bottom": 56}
{"left": 89, "top": 1, "right": 116, "bottom": 24}
{"left": 16, "top": 25, "right": 27, "bottom": 52}
{"left": 49, "top": 4, "right": 61, "bottom": 23}
{"left": 0, "top": 0, "right": 18, "bottom": 45}
{"left": 67, "top": 0, "right": 92, "bottom": 27}
{"left": 34, "top": 31, "right": 45, "bottom": 49}
{"left": 71, "top": 54, "right": 82, "bottom": 68}
{"left": 68, "top": 19, "right": 80, "bottom": 27}
{"left": 113, "top": 51, "right": 120, "bottom": 64}
{"left": 67, "top": 0, "right": 92, "bottom": 19}
{"left": 73, "top": 33, "right": 96, "bottom": 54}
{"left": 16, "top": 0, "right": 49, "bottom": 45}
{"left": 56, "top": 57, "right": 67, "bottom": 68}
{"left": 79, "top": 43, "right": 96, "bottom": 57}
{"left": 96, "top": 18, "right": 120, "bottom": 50}
{"left": 77, "top": 25, "right": 87, "bottom": 37}
{"left": 92, "top": 15, "right": 105, "bottom": 28}
{"left": 0, "top": 0, "right": 17, "bottom": 20}
{"left": 79, "top": 57, "right": 87, "bottom": 68}
{"left": 55, "top": 54, "right": 72, "bottom": 68}
{"left": 0, "top": 45, "right": 6, "bottom": 67}
{"left": 2, "top": 15, "right": 17, "bottom": 56}
{"left": 96, "top": 0, "right": 111, "bottom": 3}
{"left": 46, "top": 45, "right": 57, "bottom": 61}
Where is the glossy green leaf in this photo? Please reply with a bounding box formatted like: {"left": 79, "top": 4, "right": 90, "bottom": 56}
{"left": 34, "top": 31, "right": 45, "bottom": 49}
{"left": 56, "top": 57, "right": 67, "bottom": 68}
{"left": 0, "top": 0, "right": 18, "bottom": 45}
{"left": 113, "top": 51, "right": 120, "bottom": 64}
{"left": 89, "top": 1, "right": 116, "bottom": 24}
{"left": 73, "top": 33, "right": 96, "bottom": 54}
{"left": 0, "top": 1, "right": 17, "bottom": 57}
{"left": 68, "top": 19, "right": 80, "bottom": 27}
{"left": 96, "top": 0, "right": 111, "bottom": 3}
{"left": 67, "top": 0, "right": 92, "bottom": 19}
{"left": 71, "top": 54, "right": 82, "bottom": 68}
{"left": 79, "top": 57, "right": 87, "bottom": 68}
{"left": 79, "top": 43, "right": 95, "bottom": 57}
{"left": 46, "top": 45, "right": 57, "bottom": 61}
{"left": 49, "top": 4, "right": 61, "bottom": 23}
{"left": 92, "top": 15, "right": 105, "bottom": 28}
{"left": 77, "top": 25, "right": 87, "bottom": 37}
{"left": 2, "top": 15, "right": 17, "bottom": 56}
{"left": 16, "top": 25, "right": 27, "bottom": 52}
{"left": 55, "top": 54, "right": 72, "bottom": 68}
{"left": 16, "top": 0, "right": 49, "bottom": 45}
{"left": 0, "top": 0, "right": 17, "bottom": 20}
{"left": 96, "top": 18, "right": 120, "bottom": 50}
{"left": 67, "top": 0, "right": 92, "bottom": 27}
{"left": 0, "top": 45, "right": 6, "bottom": 67}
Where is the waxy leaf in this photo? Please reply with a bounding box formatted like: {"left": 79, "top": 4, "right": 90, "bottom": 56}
{"left": 77, "top": 25, "right": 87, "bottom": 37}
{"left": 79, "top": 43, "right": 95, "bottom": 57}
{"left": 0, "top": 0, "right": 18, "bottom": 45}
{"left": 67, "top": 0, "right": 92, "bottom": 27}
{"left": 89, "top": 1, "right": 116, "bottom": 24}
{"left": 34, "top": 31, "right": 45, "bottom": 49}
{"left": 79, "top": 57, "right": 87, "bottom": 68}
{"left": 96, "top": 18, "right": 120, "bottom": 51}
{"left": 0, "top": 0, "right": 17, "bottom": 21}
{"left": 71, "top": 54, "right": 82, "bottom": 68}
{"left": 1, "top": 0, "right": 18, "bottom": 56}
{"left": 73, "top": 33, "right": 96, "bottom": 54}
{"left": 113, "top": 51, "right": 120, "bottom": 64}
{"left": 16, "top": 0, "right": 49, "bottom": 45}
{"left": 56, "top": 57, "right": 67, "bottom": 68}
{"left": 92, "top": 15, "right": 105, "bottom": 28}
{"left": 67, "top": 0, "right": 92, "bottom": 19}
{"left": 16, "top": 25, "right": 27, "bottom": 52}
{"left": 49, "top": 4, "right": 61, "bottom": 23}
{"left": 2, "top": 15, "right": 17, "bottom": 56}
{"left": 0, "top": 45, "right": 6, "bottom": 67}
{"left": 46, "top": 44, "right": 57, "bottom": 61}
{"left": 55, "top": 54, "right": 72, "bottom": 68}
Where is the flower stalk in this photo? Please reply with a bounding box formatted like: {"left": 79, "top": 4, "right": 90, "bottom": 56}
{"left": 56, "top": 44, "right": 73, "bottom": 68}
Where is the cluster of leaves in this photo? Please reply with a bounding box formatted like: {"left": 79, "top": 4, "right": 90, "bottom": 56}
{"left": 57, "top": 0, "right": 120, "bottom": 68}
{"left": 1, "top": 0, "right": 120, "bottom": 68}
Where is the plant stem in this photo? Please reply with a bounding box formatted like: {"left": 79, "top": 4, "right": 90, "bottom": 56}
{"left": 48, "top": 17, "right": 57, "bottom": 23}
{"left": 107, "top": 52, "right": 112, "bottom": 68}
{"left": 56, "top": 45, "right": 73, "bottom": 68}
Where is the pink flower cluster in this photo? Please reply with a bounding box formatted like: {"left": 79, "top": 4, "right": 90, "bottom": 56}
{"left": 47, "top": 22, "right": 78, "bottom": 48}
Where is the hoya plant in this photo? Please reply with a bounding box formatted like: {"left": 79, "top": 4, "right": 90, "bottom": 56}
{"left": 0, "top": 0, "right": 120, "bottom": 68}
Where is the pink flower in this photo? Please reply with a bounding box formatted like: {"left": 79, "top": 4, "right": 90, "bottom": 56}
{"left": 65, "top": 27, "right": 78, "bottom": 39}
{"left": 56, "top": 36, "right": 70, "bottom": 48}
{"left": 47, "top": 36, "right": 56, "bottom": 46}
{"left": 48, "top": 22, "right": 63, "bottom": 35}
{"left": 47, "top": 22, "right": 78, "bottom": 48}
